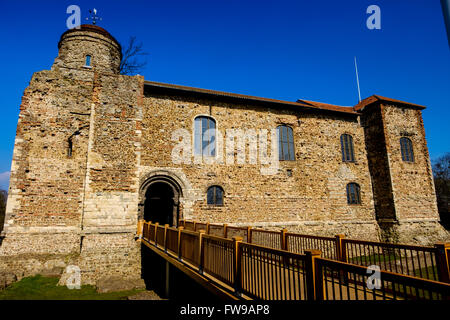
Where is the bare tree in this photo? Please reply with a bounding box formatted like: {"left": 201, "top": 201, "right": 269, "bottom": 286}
{"left": 119, "top": 36, "right": 148, "bottom": 75}
{"left": 0, "top": 189, "right": 6, "bottom": 234}
{"left": 433, "top": 153, "right": 450, "bottom": 228}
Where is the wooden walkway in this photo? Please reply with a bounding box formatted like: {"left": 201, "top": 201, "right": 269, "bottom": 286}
{"left": 139, "top": 221, "right": 450, "bottom": 301}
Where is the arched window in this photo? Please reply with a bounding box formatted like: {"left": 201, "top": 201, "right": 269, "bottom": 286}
{"left": 207, "top": 186, "right": 223, "bottom": 205}
{"left": 340, "top": 134, "right": 355, "bottom": 162}
{"left": 85, "top": 55, "right": 91, "bottom": 67}
{"left": 346, "top": 183, "right": 361, "bottom": 205}
{"left": 277, "top": 125, "right": 295, "bottom": 161}
{"left": 194, "top": 116, "right": 216, "bottom": 156}
{"left": 400, "top": 137, "right": 414, "bottom": 162}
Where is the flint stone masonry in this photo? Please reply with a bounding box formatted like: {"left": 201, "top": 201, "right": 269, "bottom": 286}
{"left": 0, "top": 25, "right": 448, "bottom": 283}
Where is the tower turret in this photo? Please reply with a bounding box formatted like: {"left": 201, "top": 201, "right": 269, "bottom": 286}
{"left": 52, "top": 24, "right": 122, "bottom": 74}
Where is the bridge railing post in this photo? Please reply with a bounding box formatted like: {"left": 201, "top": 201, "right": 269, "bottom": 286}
{"left": 335, "top": 234, "right": 349, "bottom": 285}
{"left": 142, "top": 220, "right": 148, "bottom": 239}
{"left": 164, "top": 224, "right": 169, "bottom": 253}
{"left": 177, "top": 226, "right": 184, "bottom": 261}
{"left": 247, "top": 227, "right": 252, "bottom": 243}
{"left": 154, "top": 222, "right": 159, "bottom": 246}
{"left": 198, "top": 230, "right": 206, "bottom": 274}
{"left": 281, "top": 228, "right": 288, "bottom": 251}
{"left": 335, "top": 234, "right": 346, "bottom": 262}
{"left": 232, "top": 236, "right": 243, "bottom": 296}
{"left": 281, "top": 228, "right": 289, "bottom": 266}
{"left": 305, "top": 249, "right": 322, "bottom": 301}
{"left": 435, "top": 242, "right": 450, "bottom": 283}
{"left": 144, "top": 221, "right": 150, "bottom": 241}
{"left": 224, "top": 224, "right": 228, "bottom": 238}
{"left": 136, "top": 219, "right": 143, "bottom": 240}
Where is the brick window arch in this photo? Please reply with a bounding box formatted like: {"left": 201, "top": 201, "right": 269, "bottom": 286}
{"left": 194, "top": 116, "right": 216, "bottom": 156}
{"left": 277, "top": 125, "right": 295, "bottom": 161}
{"left": 207, "top": 185, "right": 223, "bottom": 206}
{"left": 340, "top": 134, "right": 355, "bottom": 162}
{"left": 346, "top": 182, "right": 361, "bottom": 205}
{"left": 400, "top": 137, "right": 414, "bottom": 162}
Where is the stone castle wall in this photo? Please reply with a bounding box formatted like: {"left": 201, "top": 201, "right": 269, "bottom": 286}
{"left": 52, "top": 25, "right": 121, "bottom": 74}
{"left": 0, "top": 25, "right": 448, "bottom": 284}
{"left": 382, "top": 105, "right": 439, "bottom": 220}
{"left": 139, "top": 92, "right": 380, "bottom": 240}
{"left": 0, "top": 64, "right": 144, "bottom": 284}
{"left": 379, "top": 104, "right": 447, "bottom": 244}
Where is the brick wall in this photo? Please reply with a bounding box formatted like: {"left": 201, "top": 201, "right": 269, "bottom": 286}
{"left": 1, "top": 25, "right": 448, "bottom": 284}
{"left": 139, "top": 92, "right": 379, "bottom": 240}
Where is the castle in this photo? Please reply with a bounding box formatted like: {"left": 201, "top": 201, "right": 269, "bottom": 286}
{"left": 0, "top": 24, "right": 448, "bottom": 284}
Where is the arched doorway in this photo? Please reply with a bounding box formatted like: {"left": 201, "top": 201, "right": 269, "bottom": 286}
{"left": 139, "top": 174, "right": 182, "bottom": 227}
{"left": 139, "top": 174, "right": 183, "bottom": 293}
{"left": 144, "top": 182, "right": 175, "bottom": 226}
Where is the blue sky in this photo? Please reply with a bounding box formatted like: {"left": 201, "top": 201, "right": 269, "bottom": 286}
{"left": 0, "top": 0, "right": 449, "bottom": 190}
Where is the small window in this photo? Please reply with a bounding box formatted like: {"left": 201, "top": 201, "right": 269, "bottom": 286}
{"left": 194, "top": 116, "right": 216, "bottom": 157}
{"left": 277, "top": 125, "right": 295, "bottom": 161}
{"left": 67, "top": 138, "right": 73, "bottom": 157}
{"left": 340, "top": 134, "right": 355, "bottom": 162}
{"left": 85, "top": 55, "right": 91, "bottom": 67}
{"left": 346, "top": 183, "right": 361, "bottom": 205}
{"left": 400, "top": 137, "right": 414, "bottom": 162}
{"left": 207, "top": 186, "right": 223, "bottom": 206}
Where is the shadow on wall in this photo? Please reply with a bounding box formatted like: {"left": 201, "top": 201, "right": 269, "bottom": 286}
{"left": 0, "top": 189, "right": 6, "bottom": 235}
{"left": 432, "top": 153, "right": 450, "bottom": 230}
{"left": 439, "top": 209, "right": 450, "bottom": 230}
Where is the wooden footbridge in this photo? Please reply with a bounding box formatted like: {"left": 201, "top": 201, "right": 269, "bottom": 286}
{"left": 137, "top": 220, "right": 450, "bottom": 300}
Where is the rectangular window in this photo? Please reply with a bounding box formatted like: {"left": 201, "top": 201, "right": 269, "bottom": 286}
{"left": 341, "top": 134, "right": 355, "bottom": 162}
{"left": 194, "top": 117, "right": 202, "bottom": 155}
{"left": 194, "top": 116, "right": 216, "bottom": 157}
{"left": 85, "top": 55, "right": 91, "bottom": 67}
{"left": 277, "top": 125, "right": 295, "bottom": 161}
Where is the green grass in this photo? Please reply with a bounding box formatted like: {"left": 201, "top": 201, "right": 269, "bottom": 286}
{"left": 0, "top": 275, "right": 145, "bottom": 300}
{"left": 413, "top": 266, "right": 439, "bottom": 281}
{"left": 348, "top": 253, "right": 398, "bottom": 264}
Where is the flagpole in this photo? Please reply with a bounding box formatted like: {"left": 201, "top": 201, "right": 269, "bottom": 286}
{"left": 354, "top": 56, "right": 362, "bottom": 103}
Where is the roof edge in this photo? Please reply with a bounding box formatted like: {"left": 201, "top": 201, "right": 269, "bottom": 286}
{"left": 355, "top": 95, "right": 426, "bottom": 111}
{"left": 144, "top": 81, "right": 359, "bottom": 116}
{"left": 58, "top": 24, "right": 122, "bottom": 57}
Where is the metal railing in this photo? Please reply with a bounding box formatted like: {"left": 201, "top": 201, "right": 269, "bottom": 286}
{"left": 239, "top": 242, "right": 308, "bottom": 300}
{"left": 139, "top": 221, "right": 450, "bottom": 300}
{"left": 342, "top": 238, "right": 440, "bottom": 281}
{"left": 250, "top": 229, "right": 283, "bottom": 249}
{"left": 208, "top": 223, "right": 224, "bottom": 237}
{"left": 201, "top": 234, "right": 235, "bottom": 286}
{"left": 315, "top": 257, "right": 450, "bottom": 300}
{"left": 166, "top": 226, "right": 179, "bottom": 253}
{"left": 179, "top": 229, "right": 201, "bottom": 267}
{"left": 225, "top": 226, "right": 249, "bottom": 241}
{"left": 286, "top": 233, "right": 338, "bottom": 260}
{"left": 178, "top": 219, "right": 450, "bottom": 283}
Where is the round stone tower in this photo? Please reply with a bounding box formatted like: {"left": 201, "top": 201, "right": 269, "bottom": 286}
{"left": 52, "top": 24, "right": 122, "bottom": 74}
